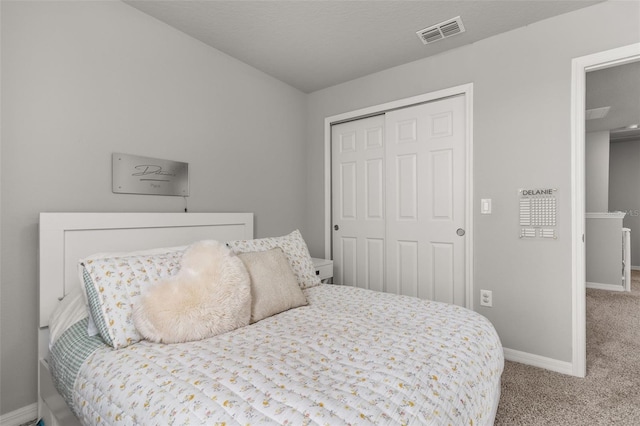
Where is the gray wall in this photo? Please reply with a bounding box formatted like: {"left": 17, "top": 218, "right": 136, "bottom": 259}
{"left": 586, "top": 215, "right": 624, "bottom": 286}
{"left": 586, "top": 131, "right": 610, "bottom": 212}
{"left": 0, "top": 1, "right": 307, "bottom": 414}
{"left": 305, "top": 2, "right": 640, "bottom": 362}
{"left": 2, "top": 0, "right": 640, "bottom": 417}
{"left": 609, "top": 139, "right": 640, "bottom": 267}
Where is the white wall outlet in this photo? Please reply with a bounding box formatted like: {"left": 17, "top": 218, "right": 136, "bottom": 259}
{"left": 480, "top": 289, "right": 493, "bottom": 307}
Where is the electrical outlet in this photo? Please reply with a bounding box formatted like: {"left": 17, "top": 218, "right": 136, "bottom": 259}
{"left": 480, "top": 289, "right": 493, "bottom": 307}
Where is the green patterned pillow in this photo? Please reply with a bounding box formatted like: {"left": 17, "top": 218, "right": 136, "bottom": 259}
{"left": 227, "top": 230, "right": 321, "bottom": 289}
{"left": 81, "top": 248, "right": 184, "bottom": 349}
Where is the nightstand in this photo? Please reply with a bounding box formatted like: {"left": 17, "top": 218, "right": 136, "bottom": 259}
{"left": 311, "top": 258, "right": 333, "bottom": 283}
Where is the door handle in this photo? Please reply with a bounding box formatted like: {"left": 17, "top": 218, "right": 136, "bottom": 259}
{"left": 334, "top": 225, "right": 339, "bottom": 231}
{"left": 456, "top": 228, "right": 465, "bottom": 236}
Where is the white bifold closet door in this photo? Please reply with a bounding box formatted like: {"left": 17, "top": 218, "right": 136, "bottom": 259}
{"left": 332, "top": 95, "right": 466, "bottom": 306}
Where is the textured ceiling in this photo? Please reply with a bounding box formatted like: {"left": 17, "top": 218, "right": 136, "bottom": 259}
{"left": 124, "top": 0, "right": 603, "bottom": 93}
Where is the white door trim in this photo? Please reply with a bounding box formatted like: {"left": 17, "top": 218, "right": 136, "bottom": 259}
{"left": 324, "top": 83, "right": 474, "bottom": 309}
{"left": 571, "top": 42, "right": 640, "bottom": 378}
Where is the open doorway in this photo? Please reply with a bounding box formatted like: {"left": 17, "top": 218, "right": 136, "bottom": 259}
{"left": 584, "top": 59, "right": 640, "bottom": 382}
{"left": 571, "top": 43, "right": 640, "bottom": 378}
{"left": 585, "top": 61, "right": 640, "bottom": 292}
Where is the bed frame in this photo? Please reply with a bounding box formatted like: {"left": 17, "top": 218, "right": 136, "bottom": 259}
{"left": 38, "top": 212, "right": 254, "bottom": 426}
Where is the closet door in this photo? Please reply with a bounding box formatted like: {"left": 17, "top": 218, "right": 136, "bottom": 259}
{"left": 385, "top": 95, "right": 466, "bottom": 305}
{"left": 331, "top": 115, "right": 386, "bottom": 290}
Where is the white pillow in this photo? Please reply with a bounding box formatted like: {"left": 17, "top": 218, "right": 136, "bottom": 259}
{"left": 80, "top": 247, "right": 185, "bottom": 348}
{"left": 227, "top": 230, "right": 321, "bottom": 289}
{"left": 77, "top": 245, "right": 187, "bottom": 339}
{"left": 48, "top": 288, "right": 88, "bottom": 349}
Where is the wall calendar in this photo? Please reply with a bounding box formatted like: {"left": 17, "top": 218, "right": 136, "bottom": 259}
{"left": 519, "top": 188, "right": 557, "bottom": 239}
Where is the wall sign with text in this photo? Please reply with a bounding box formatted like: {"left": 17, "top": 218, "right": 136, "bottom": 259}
{"left": 112, "top": 153, "right": 189, "bottom": 196}
{"left": 519, "top": 188, "right": 557, "bottom": 239}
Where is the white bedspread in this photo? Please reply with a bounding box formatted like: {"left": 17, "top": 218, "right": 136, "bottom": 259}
{"left": 72, "top": 284, "right": 503, "bottom": 425}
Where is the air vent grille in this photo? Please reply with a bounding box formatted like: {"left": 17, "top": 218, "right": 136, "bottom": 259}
{"left": 422, "top": 28, "right": 443, "bottom": 43}
{"left": 585, "top": 106, "right": 611, "bottom": 120}
{"left": 417, "top": 16, "right": 465, "bottom": 45}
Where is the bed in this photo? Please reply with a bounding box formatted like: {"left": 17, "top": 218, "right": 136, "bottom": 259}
{"left": 38, "top": 212, "right": 503, "bottom": 426}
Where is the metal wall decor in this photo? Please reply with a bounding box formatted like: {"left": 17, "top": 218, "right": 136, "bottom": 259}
{"left": 112, "top": 153, "right": 189, "bottom": 196}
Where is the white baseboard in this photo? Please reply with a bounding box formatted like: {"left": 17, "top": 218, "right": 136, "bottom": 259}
{"left": 503, "top": 347, "right": 574, "bottom": 376}
{"left": 0, "top": 403, "right": 37, "bottom": 426}
{"left": 586, "top": 281, "right": 625, "bottom": 292}
{"left": 631, "top": 266, "right": 640, "bottom": 271}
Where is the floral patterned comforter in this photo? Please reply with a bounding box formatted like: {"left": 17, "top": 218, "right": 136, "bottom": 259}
{"left": 68, "top": 284, "right": 503, "bottom": 425}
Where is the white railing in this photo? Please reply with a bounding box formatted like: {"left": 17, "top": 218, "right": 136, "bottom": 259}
{"left": 623, "top": 228, "right": 631, "bottom": 292}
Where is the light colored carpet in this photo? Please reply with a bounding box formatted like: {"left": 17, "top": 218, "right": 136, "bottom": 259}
{"left": 494, "top": 271, "right": 640, "bottom": 425}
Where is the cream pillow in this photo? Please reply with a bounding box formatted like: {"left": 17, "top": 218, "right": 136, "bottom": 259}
{"left": 228, "top": 229, "right": 321, "bottom": 289}
{"left": 238, "top": 247, "right": 308, "bottom": 323}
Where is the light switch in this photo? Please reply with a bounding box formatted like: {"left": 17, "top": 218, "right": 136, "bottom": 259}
{"left": 481, "top": 198, "right": 492, "bottom": 214}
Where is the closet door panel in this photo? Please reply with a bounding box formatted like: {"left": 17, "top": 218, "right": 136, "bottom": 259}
{"left": 365, "top": 158, "right": 384, "bottom": 220}
{"left": 432, "top": 242, "right": 455, "bottom": 304}
{"left": 431, "top": 149, "right": 454, "bottom": 219}
{"left": 396, "top": 154, "right": 418, "bottom": 221}
{"left": 366, "top": 238, "right": 385, "bottom": 292}
{"left": 332, "top": 115, "right": 386, "bottom": 288}
{"left": 385, "top": 95, "right": 466, "bottom": 305}
{"left": 339, "top": 162, "right": 357, "bottom": 220}
{"left": 340, "top": 237, "right": 358, "bottom": 286}
{"left": 397, "top": 240, "right": 419, "bottom": 298}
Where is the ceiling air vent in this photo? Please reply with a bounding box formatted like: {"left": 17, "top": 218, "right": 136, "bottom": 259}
{"left": 416, "top": 16, "right": 465, "bottom": 45}
{"left": 585, "top": 106, "right": 611, "bottom": 120}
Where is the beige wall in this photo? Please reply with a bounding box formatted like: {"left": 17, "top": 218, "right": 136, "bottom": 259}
{"left": 305, "top": 1, "right": 640, "bottom": 363}
{"left": 0, "top": 1, "right": 307, "bottom": 414}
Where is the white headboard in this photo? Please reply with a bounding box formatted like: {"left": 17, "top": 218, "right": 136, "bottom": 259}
{"left": 38, "top": 212, "right": 254, "bottom": 329}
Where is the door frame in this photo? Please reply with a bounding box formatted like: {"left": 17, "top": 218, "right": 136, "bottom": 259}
{"left": 323, "top": 83, "right": 475, "bottom": 309}
{"left": 571, "top": 42, "right": 640, "bottom": 378}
